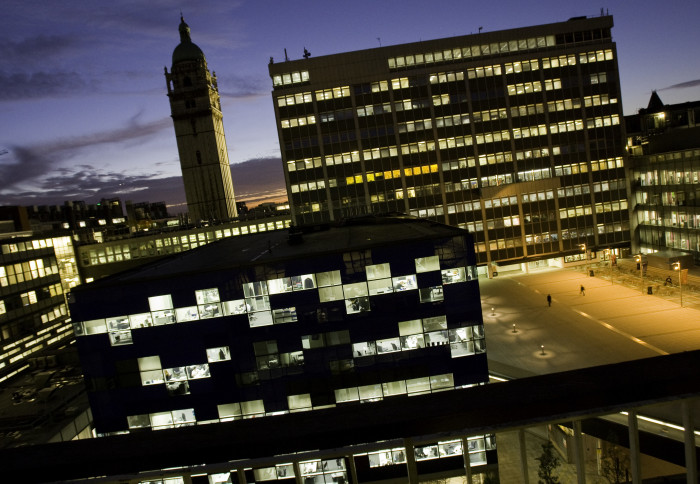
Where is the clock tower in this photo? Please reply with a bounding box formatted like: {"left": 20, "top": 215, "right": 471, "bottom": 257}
{"left": 165, "top": 17, "right": 237, "bottom": 222}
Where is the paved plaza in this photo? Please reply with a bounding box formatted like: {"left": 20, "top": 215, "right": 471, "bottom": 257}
{"left": 478, "top": 266, "right": 699, "bottom": 483}
{"left": 480, "top": 266, "right": 700, "bottom": 380}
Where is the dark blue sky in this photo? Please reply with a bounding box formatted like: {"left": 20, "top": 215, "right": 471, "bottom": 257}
{"left": 1, "top": 0, "right": 698, "bottom": 209}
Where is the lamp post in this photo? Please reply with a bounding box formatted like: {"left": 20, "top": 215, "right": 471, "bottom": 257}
{"left": 605, "top": 249, "right": 614, "bottom": 285}
{"left": 635, "top": 255, "right": 644, "bottom": 294}
{"left": 579, "top": 243, "right": 587, "bottom": 276}
{"left": 673, "top": 262, "right": 683, "bottom": 307}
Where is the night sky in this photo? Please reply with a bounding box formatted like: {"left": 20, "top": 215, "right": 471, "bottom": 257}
{"left": 1, "top": 1, "right": 699, "bottom": 211}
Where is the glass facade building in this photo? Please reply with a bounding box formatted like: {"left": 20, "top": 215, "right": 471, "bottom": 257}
{"left": 626, "top": 93, "right": 700, "bottom": 262}
{"left": 0, "top": 235, "right": 78, "bottom": 382}
{"left": 268, "top": 15, "right": 629, "bottom": 267}
{"left": 70, "top": 217, "right": 488, "bottom": 440}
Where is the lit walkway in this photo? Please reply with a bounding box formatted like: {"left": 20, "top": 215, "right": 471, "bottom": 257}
{"left": 480, "top": 267, "right": 700, "bottom": 380}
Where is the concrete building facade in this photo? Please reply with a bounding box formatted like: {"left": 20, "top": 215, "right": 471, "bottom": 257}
{"left": 268, "top": 15, "right": 629, "bottom": 269}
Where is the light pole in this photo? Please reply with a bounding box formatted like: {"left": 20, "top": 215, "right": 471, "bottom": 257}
{"left": 635, "top": 254, "right": 644, "bottom": 294}
{"left": 579, "top": 243, "right": 587, "bottom": 276}
{"left": 673, "top": 262, "right": 683, "bottom": 307}
{"left": 605, "top": 249, "right": 613, "bottom": 285}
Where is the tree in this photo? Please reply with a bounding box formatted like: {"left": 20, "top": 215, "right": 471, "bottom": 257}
{"left": 535, "top": 441, "right": 561, "bottom": 484}
{"left": 601, "top": 444, "right": 630, "bottom": 484}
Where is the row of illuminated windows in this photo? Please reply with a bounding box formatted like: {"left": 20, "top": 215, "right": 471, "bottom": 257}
{"left": 357, "top": 101, "right": 392, "bottom": 117}
{"left": 1, "top": 238, "right": 55, "bottom": 255}
{"left": 316, "top": 86, "right": 351, "bottom": 100}
{"left": 395, "top": 97, "right": 433, "bottom": 111}
{"left": 345, "top": 164, "right": 438, "bottom": 186}
{"left": 0, "top": 258, "right": 59, "bottom": 287}
{"left": 290, "top": 179, "right": 326, "bottom": 193}
{"left": 592, "top": 156, "right": 624, "bottom": 171}
{"left": 398, "top": 118, "right": 432, "bottom": 133}
{"left": 253, "top": 458, "right": 346, "bottom": 482}
{"left": 467, "top": 64, "right": 502, "bottom": 78}
{"left": 518, "top": 168, "right": 552, "bottom": 182}
{"left": 557, "top": 184, "right": 591, "bottom": 198}
{"left": 82, "top": 220, "right": 291, "bottom": 267}
{"left": 481, "top": 173, "right": 514, "bottom": 188}
{"left": 77, "top": 258, "right": 466, "bottom": 337}
{"left": 280, "top": 114, "right": 315, "bottom": 129}
{"left": 437, "top": 130, "right": 510, "bottom": 150}
{"left": 352, "top": 322, "right": 485, "bottom": 359}
{"left": 593, "top": 179, "right": 626, "bottom": 193}
{"left": 594, "top": 200, "right": 628, "bottom": 214}
{"left": 368, "top": 436, "right": 494, "bottom": 468}
{"left": 554, "top": 162, "right": 588, "bottom": 176}
{"left": 645, "top": 148, "right": 700, "bottom": 165}
{"left": 276, "top": 91, "right": 313, "bottom": 107}
{"left": 335, "top": 372, "right": 456, "bottom": 404}
{"left": 40, "top": 303, "right": 67, "bottom": 324}
{"left": 387, "top": 35, "right": 555, "bottom": 70}
{"left": 127, "top": 408, "right": 196, "bottom": 430}
{"left": 522, "top": 190, "right": 555, "bottom": 203}
{"left": 286, "top": 156, "right": 322, "bottom": 172}
{"left": 640, "top": 169, "right": 700, "bottom": 187}
{"left": 272, "top": 70, "right": 309, "bottom": 87}
{"left": 525, "top": 232, "right": 558, "bottom": 245}
{"left": 560, "top": 206, "right": 592, "bottom": 219}
{"left": 515, "top": 146, "right": 555, "bottom": 160}
{"left": 425, "top": 49, "right": 612, "bottom": 85}
{"left": 407, "top": 207, "right": 445, "bottom": 219}
{"left": 507, "top": 78, "right": 561, "bottom": 96}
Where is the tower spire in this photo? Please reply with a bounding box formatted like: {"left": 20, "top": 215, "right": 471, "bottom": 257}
{"left": 179, "top": 15, "right": 192, "bottom": 43}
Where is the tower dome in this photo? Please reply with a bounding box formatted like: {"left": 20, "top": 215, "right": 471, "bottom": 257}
{"left": 172, "top": 16, "right": 205, "bottom": 65}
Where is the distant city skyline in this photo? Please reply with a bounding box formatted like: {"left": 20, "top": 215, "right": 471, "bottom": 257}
{"left": 1, "top": 1, "right": 699, "bottom": 210}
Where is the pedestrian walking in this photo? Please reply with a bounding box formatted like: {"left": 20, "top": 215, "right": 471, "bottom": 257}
{"left": 580, "top": 285, "right": 585, "bottom": 296}
{"left": 546, "top": 294, "right": 552, "bottom": 307}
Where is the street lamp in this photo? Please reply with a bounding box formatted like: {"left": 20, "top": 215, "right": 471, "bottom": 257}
{"left": 605, "top": 249, "right": 613, "bottom": 285}
{"left": 635, "top": 254, "right": 644, "bottom": 294}
{"left": 673, "top": 262, "right": 682, "bottom": 307}
{"left": 579, "top": 243, "right": 587, "bottom": 275}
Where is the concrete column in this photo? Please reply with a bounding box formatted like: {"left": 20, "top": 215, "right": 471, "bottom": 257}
{"left": 346, "top": 455, "right": 360, "bottom": 484}
{"left": 627, "top": 410, "right": 642, "bottom": 484}
{"left": 404, "top": 438, "right": 419, "bottom": 484}
{"left": 460, "top": 436, "right": 474, "bottom": 484}
{"left": 682, "top": 400, "right": 698, "bottom": 484}
{"left": 293, "top": 461, "right": 303, "bottom": 484}
{"left": 518, "top": 429, "right": 530, "bottom": 484}
{"left": 572, "top": 420, "right": 587, "bottom": 484}
{"left": 235, "top": 467, "right": 247, "bottom": 484}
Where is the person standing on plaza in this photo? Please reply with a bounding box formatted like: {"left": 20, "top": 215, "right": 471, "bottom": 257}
{"left": 580, "top": 285, "right": 585, "bottom": 296}
{"left": 547, "top": 294, "right": 552, "bottom": 307}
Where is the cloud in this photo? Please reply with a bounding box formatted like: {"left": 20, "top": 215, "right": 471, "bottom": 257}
{"left": 0, "top": 71, "right": 93, "bottom": 100}
{"left": 0, "top": 155, "right": 286, "bottom": 212}
{"left": 0, "top": 116, "right": 172, "bottom": 191}
{"left": 660, "top": 79, "right": 700, "bottom": 91}
{"left": 0, "top": 34, "right": 83, "bottom": 68}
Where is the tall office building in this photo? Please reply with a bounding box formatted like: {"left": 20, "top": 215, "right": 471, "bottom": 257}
{"left": 626, "top": 92, "right": 700, "bottom": 262}
{"left": 269, "top": 15, "right": 629, "bottom": 269}
{"left": 165, "top": 17, "right": 238, "bottom": 222}
{"left": 70, "top": 216, "right": 493, "bottom": 480}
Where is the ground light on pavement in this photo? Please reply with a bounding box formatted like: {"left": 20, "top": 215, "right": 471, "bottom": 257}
{"left": 479, "top": 268, "right": 700, "bottom": 380}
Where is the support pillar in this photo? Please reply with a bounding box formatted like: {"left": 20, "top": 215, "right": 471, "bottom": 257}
{"left": 346, "top": 455, "right": 359, "bottom": 484}
{"left": 682, "top": 400, "right": 698, "bottom": 484}
{"left": 627, "top": 410, "right": 642, "bottom": 484}
{"left": 572, "top": 420, "right": 587, "bottom": 484}
{"left": 460, "top": 436, "right": 474, "bottom": 484}
{"left": 518, "top": 429, "right": 530, "bottom": 484}
{"left": 404, "top": 438, "right": 419, "bottom": 484}
{"left": 235, "top": 467, "right": 247, "bottom": 484}
{"left": 293, "top": 462, "right": 303, "bottom": 484}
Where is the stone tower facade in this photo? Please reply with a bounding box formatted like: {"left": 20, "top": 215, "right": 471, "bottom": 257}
{"left": 165, "top": 17, "right": 237, "bottom": 222}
